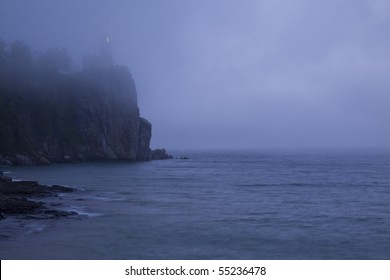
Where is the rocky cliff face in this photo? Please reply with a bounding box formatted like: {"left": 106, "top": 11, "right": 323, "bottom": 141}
{"left": 0, "top": 65, "right": 152, "bottom": 163}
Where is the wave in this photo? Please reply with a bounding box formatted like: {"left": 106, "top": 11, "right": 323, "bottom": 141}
{"left": 22, "top": 222, "right": 47, "bottom": 235}
{"left": 62, "top": 205, "right": 102, "bottom": 218}
{"left": 74, "top": 193, "right": 127, "bottom": 202}
{"left": 235, "top": 182, "right": 319, "bottom": 187}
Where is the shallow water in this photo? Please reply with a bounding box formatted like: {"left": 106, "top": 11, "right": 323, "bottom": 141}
{"left": 1, "top": 150, "right": 390, "bottom": 259}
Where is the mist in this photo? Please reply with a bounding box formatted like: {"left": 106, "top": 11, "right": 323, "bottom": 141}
{"left": 1, "top": 0, "right": 389, "bottom": 150}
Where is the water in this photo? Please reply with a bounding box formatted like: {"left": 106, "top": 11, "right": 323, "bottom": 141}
{"left": 1, "top": 149, "right": 390, "bottom": 259}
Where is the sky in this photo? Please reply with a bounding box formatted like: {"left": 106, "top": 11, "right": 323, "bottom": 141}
{"left": 1, "top": 0, "right": 390, "bottom": 150}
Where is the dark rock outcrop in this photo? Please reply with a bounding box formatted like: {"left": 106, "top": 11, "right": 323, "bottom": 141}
{"left": 0, "top": 176, "right": 76, "bottom": 220}
{"left": 0, "top": 156, "right": 12, "bottom": 166}
{"left": 136, "top": 118, "right": 152, "bottom": 161}
{"left": 0, "top": 174, "right": 12, "bottom": 182}
{"left": 0, "top": 197, "right": 42, "bottom": 216}
{"left": 37, "top": 157, "right": 51, "bottom": 165}
{"left": 15, "top": 155, "right": 33, "bottom": 165}
{"left": 151, "top": 149, "right": 173, "bottom": 160}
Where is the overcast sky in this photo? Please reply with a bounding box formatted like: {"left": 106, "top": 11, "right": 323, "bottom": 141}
{"left": 1, "top": 0, "right": 390, "bottom": 150}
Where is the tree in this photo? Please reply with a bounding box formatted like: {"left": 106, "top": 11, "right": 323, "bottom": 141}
{"left": 0, "top": 39, "right": 8, "bottom": 65}
{"left": 0, "top": 39, "right": 9, "bottom": 86}
{"left": 9, "top": 40, "right": 32, "bottom": 70}
{"left": 37, "top": 47, "right": 70, "bottom": 74}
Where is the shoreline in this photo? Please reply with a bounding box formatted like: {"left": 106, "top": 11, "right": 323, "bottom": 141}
{"left": 0, "top": 173, "right": 78, "bottom": 221}
{"left": 0, "top": 149, "right": 173, "bottom": 167}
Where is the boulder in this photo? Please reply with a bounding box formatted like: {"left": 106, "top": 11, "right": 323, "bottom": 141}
{"left": 14, "top": 155, "right": 33, "bottom": 165}
{"left": 0, "top": 175, "right": 12, "bottom": 182}
{"left": 63, "top": 155, "right": 73, "bottom": 163}
{"left": 0, "top": 156, "right": 13, "bottom": 166}
{"left": 38, "top": 157, "right": 51, "bottom": 165}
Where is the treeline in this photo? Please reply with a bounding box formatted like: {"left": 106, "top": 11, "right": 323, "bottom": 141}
{"left": 0, "top": 39, "right": 72, "bottom": 88}
{"left": 0, "top": 40, "right": 82, "bottom": 156}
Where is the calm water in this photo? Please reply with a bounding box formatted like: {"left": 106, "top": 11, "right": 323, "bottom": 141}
{"left": 1, "top": 150, "right": 390, "bottom": 259}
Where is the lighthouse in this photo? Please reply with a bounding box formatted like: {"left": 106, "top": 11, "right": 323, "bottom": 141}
{"left": 99, "top": 35, "right": 113, "bottom": 67}
{"left": 82, "top": 36, "right": 114, "bottom": 70}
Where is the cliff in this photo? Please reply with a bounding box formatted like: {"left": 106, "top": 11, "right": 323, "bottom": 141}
{"left": 0, "top": 65, "right": 152, "bottom": 163}
{"left": 0, "top": 41, "right": 154, "bottom": 163}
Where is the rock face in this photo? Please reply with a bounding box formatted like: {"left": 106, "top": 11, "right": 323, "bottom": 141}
{"left": 136, "top": 118, "right": 152, "bottom": 161}
{"left": 0, "top": 65, "right": 153, "bottom": 162}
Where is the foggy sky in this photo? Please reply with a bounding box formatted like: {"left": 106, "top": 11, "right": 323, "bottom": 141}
{"left": 1, "top": 0, "right": 390, "bottom": 150}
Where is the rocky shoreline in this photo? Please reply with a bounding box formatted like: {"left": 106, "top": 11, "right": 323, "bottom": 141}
{"left": 0, "top": 172, "right": 77, "bottom": 220}
{"left": 0, "top": 148, "right": 173, "bottom": 167}
{"left": 0, "top": 148, "right": 175, "bottom": 221}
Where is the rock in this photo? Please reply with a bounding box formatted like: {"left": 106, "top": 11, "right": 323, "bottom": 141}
{"left": 136, "top": 118, "right": 152, "bottom": 161}
{"left": 151, "top": 149, "right": 173, "bottom": 160}
{"left": 63, "top": 155, "right": 73, "bottom": 163}
{"left": 0, "top": 64, "right": 153, "bottom": 163}
{"left": 37, "top": 157, "right": 51, "bottom": 165}
{"left": 50, "top": 185, "right": 75, "bottom": 193}
{"left": 0, "top": 156, "right": 13, "bottom": 166}
{"left": 0, "top": 197, "right": 42, "bottom": 214}
{"left": 43, "top": 210, "right": 78, "bottom": 218}
{"left": 0, "top": 175, "right": 77, "bottom": 220}
{"left": 180, "top": 157, "right": 189, "bottom": 160}
{"left": 25, "top": 210, "right": 78, "bottom": 220}
{"left": 0, "top": 175, "right": 12, "bottom": 182}
{"left": 14, "top": 155, "right": 33, "bottom": 165}
{"left": 0, "top": 180, "right": 46, "bottom": 196}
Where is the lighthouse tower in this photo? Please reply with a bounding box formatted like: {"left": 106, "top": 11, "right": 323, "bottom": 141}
{"left": 82, "top": 36, "right": 114, "bottom": 70}
{"left": 99, "top": 36, "right": 113, "bottom": 67}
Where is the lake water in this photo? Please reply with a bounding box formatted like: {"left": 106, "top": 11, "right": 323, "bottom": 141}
{"left": 1, "top": 149, "right": 390, "bottom": 259}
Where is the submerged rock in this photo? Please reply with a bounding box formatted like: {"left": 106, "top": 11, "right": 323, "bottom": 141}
{"left": 24, "top": 210, "right": 78, "bottom": 220}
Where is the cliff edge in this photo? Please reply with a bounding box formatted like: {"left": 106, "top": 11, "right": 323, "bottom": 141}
{"left": 0, "top": 40, "right": 156, "bottom": 163}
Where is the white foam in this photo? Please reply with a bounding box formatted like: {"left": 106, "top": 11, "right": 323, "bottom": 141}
{"left": 64, "top": 206, "right": 103, "bottom": 218}
{"left": 22, "top": 223, "right": 47, "bottom": 235}
{"left": 92, "top": 196, "right": 127, "bottom": 202}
